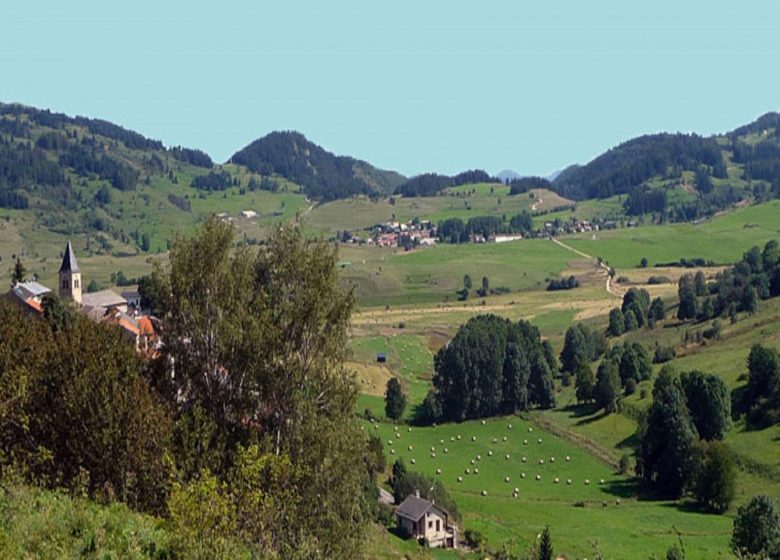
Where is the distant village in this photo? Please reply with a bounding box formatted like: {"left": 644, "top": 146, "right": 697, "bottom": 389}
{"left": 7, "top": 242, "right": 158, "bottom": 354}
{"left": 335, "top": 216, "right": 620, "bottom": 249}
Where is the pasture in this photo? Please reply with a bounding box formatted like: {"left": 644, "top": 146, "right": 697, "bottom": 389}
{"left": 368, "top": 416, "right": 733, "bottom": 559}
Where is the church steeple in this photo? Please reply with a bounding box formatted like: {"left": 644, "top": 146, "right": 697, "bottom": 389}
{"left": 59, "top": 240, "right": 82, "bottom": 304}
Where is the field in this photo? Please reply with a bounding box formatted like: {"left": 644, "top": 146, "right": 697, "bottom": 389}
{"left": 368, "top": 416, "right": 733, "bottom": 559}
{"left": 303, "top": 186, "right": 573, "bottom": 237}
{"left": 564, "top": 200, "right": 780, "bottom": 269}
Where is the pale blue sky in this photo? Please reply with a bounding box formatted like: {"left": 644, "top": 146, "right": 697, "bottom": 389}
{"left": 1, "top": 1, "right": 778, "bottom": 177}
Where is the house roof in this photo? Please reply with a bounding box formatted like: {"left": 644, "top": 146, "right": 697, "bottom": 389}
{"left": 81, "top": 289, "right": 127, "bottom": 309}
{"left": 395, "top": 495, "right": 447, "bottom": 522}
{"left": 12, "top": 282, "right": 51, "bottom": 301}
{"left": 136, "top": 315, "right": 155, "bottom": 335}
{"left": 59, "top": 241, "right": 80, "bottom": 273}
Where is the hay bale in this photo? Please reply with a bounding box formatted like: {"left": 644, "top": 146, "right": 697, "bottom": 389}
{"left": 444, "top": 448, "right": 448, "bottom": 453}
{"left": 439, "top": 439, "right": 444, "bottom": 445}
{"left": 550, "top": 457, "right": 555, "bottom": 463}
{"left": 408, "top": 445, "right": 413, "bottom": 451}
{"left": 431, "top": 453, "right": 436, "bottom": 458}
{"left": 584, "top": 479, "right": 590, "bottom": 485}
{"left": 395, "top": 433, "right": 401, "bottom": 438}
{"left": 436, "top": 468, "right": 442, "bottom": 475}
{"left": 390, "top": 449, "right": 395, "bottom": 454}
{"left": 410, "top": 458, "right": 416, "bottom": 465}
{"left": 457, "top": 434, "right": 462, "bottom": 440}
{"left": 565, "top": 455, "right": 571, "bottom": 462}
{"left": 388, "top": 440, "right": 393, "bottom": 445}
{"left": 505, "top": 476, "right": 510, "bottom": 483}
{"left": 407, "top": 427, "right": 412, "bottom": 432}
{"left": 474, "top": 468, "right": 479, "bottom": 474}
{"left": 566, "top": 479, "right": 572, "bottom": 485}
{"left": 554, "top": 477, "right": 560, "bottom": 484}
{"left": 508, "top": 423, "right": 513, "bottom": 429}
{"left": 528, "top": 427, "right": 533, "bottom": 433}
{"left": 521, "top": 473, "right": 526, "bottom": 478}
{"left": 477, "top": 455, "right": 482, "bottom": 461}
{"left": 537, "top": 438, "right": 543, "bottom": 444}
{"left": 393, "top": 426, "right": 398, "bottom": 432}
{"left": 616, "top": 498, "right": 621, "bottom": 506}
{"left": 471, "top": 436, "right": 476, "bottom": 442}
{"left": 599, "top": 479, "right": 605, "bottom": 485}
{"left": 502, "top": 436, "right": 507, "bottom": 442}
{"left": 481, "top": 490, "right": 487, "bottom": 496}
{"left": 481, "top": 420, "right": 486, "bottom": 426}
{"left": 492, "top": 437, "right": 497, "bottom": 444}
{"left": 465, "top": 468, "right": 470, "bottom": 474}
{"left": 514, "top": 487, "right": 519, "bottom": 493}
{"left": 450, "top": 437, "right": 455, "bottom": 442}
{"left": 535, "top": 474, "right": 541, "bottom": 481}
{"left": 458, "top": 476, "right": 463, "bottom": 482}
{"left": 505, "top": 454, "right": 510, "bottom": 460}
{"left": 488, "top": 451, "right": 493, "bottom": 457}
{"left": 470, "top": 459, "right": 475, "bottom": 465}
{"left": 521, "top": 456, "right": 527, "bottom": 463}
{"left": 539, "top": 459, "right": 545, "bottom": 465}
{"left": 430, "top": 447, "right": 435, "bottom": 452}
{"left": 523, "top": 439, "right": 528, "bottom": 445}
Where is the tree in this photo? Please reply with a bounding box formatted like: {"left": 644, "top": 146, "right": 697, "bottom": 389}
{"left": 384, "top": 377, "right": 407, "bottom": 420}
{"left": 11, "top": 256, "right": 25, "bottom": 285}
{"left": 502, "top": 342, "right": 530, "bottom": 413}
{"left": 623, "top": 309, "right": 639, "bottom": 331}
{"left": 560, "top": 325, "right": 588, "bottom": 373}
{"left": 481, "top": 275, "right": 490, "bottom": 295}
{"left": 649, "top": 297, "right": 666, "bottom": 322}
{"left": 608, "top": 308, "right": 625, "bottom": 337}
{"left": 575, "top": 363, "right": 595, "bottom": 403}
{"left": 747, "top": 344, "right": 780, "bottom": 403}
{"left": 677, "top": 274, "right": 698, "bottom": 320}
{"left": 731, "top": 495, "right": 780, "bottom": 558}
{"left": 691, "top": 441, "right": 736, "bottom": 513}
{"left": 680, "top": 371, "right": 730, "bottom": 440}
{"left": 86, "top": 279, "right": 99, "bottom": 293}
{"left": 463, "top": 274, "right": 472, "bottom": 290}
{"left": 534, "top": 526, "right": 554, "bottom": 560}
{"left": 595, "top": 360, "right": 621, "bottom": 414}
{"left": 641, "top": 377, "right": 698, "bottom": 497}
{"left": 640, "top": 257, "right": 648, "bottom": 268}
{"left": 694, "top": 271, "right": 708, "bottom": 296}
{"left": 619, "top": 343, "right": 652, "bottom": 384}
{"left": 155, "top": 217, "right": 369, "bottom": 556}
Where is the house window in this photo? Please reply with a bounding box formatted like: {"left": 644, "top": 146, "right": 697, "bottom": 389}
{"left": 428, "top": 520, "right": 433, "bottom": 529}
{"left": 74, "top": 279, "right": 79, "bottom": 289}
{"left": 436, "top": 519, "right": 440, "bottom": 532}
{"left": 62, "top": 279, "right": 68, "bottom": 289}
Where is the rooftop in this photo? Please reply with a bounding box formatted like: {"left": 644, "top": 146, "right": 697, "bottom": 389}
{"left": 81, "top": 289, "right": 127, "bottom": 309}
{"left": 395, "top": 494, "right": 446, "bottom": 522}
{"left": 59, "top": 241, "right": 80, "bottom": 273}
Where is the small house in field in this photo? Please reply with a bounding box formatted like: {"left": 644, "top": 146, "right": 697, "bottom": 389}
{"left": 376, "top": 353, "right": 387, "bottom": 363}
{"left": 395, "top": 492, "right": 457, "bottom": 548}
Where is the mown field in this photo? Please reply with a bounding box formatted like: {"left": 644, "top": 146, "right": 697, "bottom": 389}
{"left": 368, "top": 416, "right": 733, "bottom": 559}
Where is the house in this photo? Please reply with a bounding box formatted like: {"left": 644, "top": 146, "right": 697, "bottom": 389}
{"left": 121, "top": 289, "right": 142, "bottom": 310}
{"left": 8, "top": 281, "right": 50, "bottom": 314}
{"left": 240, "top": 210, "right": 257, "bottom": 218}
{"left": 376, "top": 353, "right": 387, "bottom": 363}
{"left": 395, "top": 493, "right": 457, "bottom": 548}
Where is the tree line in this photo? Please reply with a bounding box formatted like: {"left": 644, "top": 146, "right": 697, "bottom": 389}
{"left": 393, "top": 169, "right": 492, "bottom": 197}
{"left": 437, "top": 210, "right": 534, "bottom": 243}
{"left": 422, "top": 315, "right": 557, "bottom": 423}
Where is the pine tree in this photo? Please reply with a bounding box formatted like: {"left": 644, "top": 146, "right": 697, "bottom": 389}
{"left": 11, "top": 256, "right": 25, "bottom": 285}
{"left": 535, "top": 526, "right": 554, "bottom": 560}
{"left": 384, "top": 377, "right": 407, "bottom": 420}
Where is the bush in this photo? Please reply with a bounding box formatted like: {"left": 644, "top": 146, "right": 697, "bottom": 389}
{"left": 647, "top": 276, "right": 671, "bottom": 285}
{"left": 624, "top": 378, "right": 637, "bottom": 396}
{"left": 619, "top": 453, "right": 631, "bottom": 475}
{"left": 653, "top": 345, "right": 677, "bottom": 364}
{"left": 464, "top": 529, "right": 487, "bottom": 551}
{"left": 731, "top": 495, "right": 780, "bottom": 557}
{"left": 690, "top": 441, "right": 736, "bottom": 514}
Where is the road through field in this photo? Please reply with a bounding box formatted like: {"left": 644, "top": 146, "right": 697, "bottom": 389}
{"left": 550, "top": 237, "right": 625, "bottom": 297}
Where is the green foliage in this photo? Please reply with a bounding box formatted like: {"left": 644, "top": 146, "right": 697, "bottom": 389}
{"left": 384, "top": 377, "right": 407, "bottom": 420}
{"left": 595, "top": 360, "right": 622, "bottom": 414}
{"left": 608, "top": 308, "right": 625, "bottom": 337}
{"left": 560, "top": 323, "right": 606, "bottom": 372}
{"left": 389, "top": 459, "right": 459, "bottom": 522}
{"left": 641, "top": 376, "right": 698, "bottom": 497}
{"left": 680, "top": 371, "right": 730, "bottom": 440}
{"left": 534, "top": 526, "right": 554, "bottom": 560}
{"left": 11, "top": 257, "right": 25, "bottom": 285}
{"left": 690, "top": 441, "right": 736, "bottom": 514}
{"left": 731, "top": 495, "right": 780, "bottom": 558}
{"left": 677, "top": 274, "right": 698, "bottom": 320}
{"left": 575, "top": 363, "right": 595, "bottom": 403}
{"left": 0, "top": 299, "right": 173, "bottom": 513}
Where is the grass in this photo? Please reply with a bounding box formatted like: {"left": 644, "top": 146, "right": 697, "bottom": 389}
{"left": 367, "top": 416, "right": 733, "bottom": 559}
{"left": 563, "top": 200, "right": 780, "bottom": 269}
{"left": 0, "top": 483, "right": 172, "bottom": 559}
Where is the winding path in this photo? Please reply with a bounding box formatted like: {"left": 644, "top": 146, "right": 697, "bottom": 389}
{"left": 549, "top": 237, "right": 625, "bottom": 298}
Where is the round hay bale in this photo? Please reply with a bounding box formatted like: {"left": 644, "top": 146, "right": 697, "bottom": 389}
{"left": 474, "top": 468, "right": 479, "bottom": 474}
{"left": 444, "top": 448, "right": 448, "bottom": 453}
{"left": 566, "top": 479, "right": 572, "bottom": 485}
{"left": 470, "top": 459, "right": 475, "bottom": 465}
{"left": 528, "top": 427, "right": 533, "bottom": 433}
{"left": 539, "top": 459, "right": 545, "bottom": 465}
{"left": 554, "top": 477, "right": 560, "bottom": 484}
{"left": 436, "top": 468, "right": 442, "bottom": 475}
{"left": 488, "top": 451, "right": 493, "bottom": 457}
{"left": 550, "top": 457, "right": 555, "bottom": 463}
{"left": 388, "top": 440, "right": 393, "bottom": 445}
{"left": 481, "top": 420, "right": 486, "bottom": 426}
{"left": 450, "top": 437, "right": 455, "bottom": 442}
{"left": 505, "top": 476, "right": 510, "bottom": 483}
{"left": 521, "top": 472, "right": 526, "bottom": 478}
{"left": 523, "top": 439, "right": 528, "bottom": 445}
{"left": 439, "top": 439, "right": 444, "bottom": 445}
{"left": 522, "top": 456, "right": 527, "bottom": 463}
{"left": 390, "top": 449, "right": 395, "bottom": 454}
{"left": 408, "top": 445, "right": 413, "bottom": 451}
{"left": 393, "top": 426, "right": 398, "bottom": 432}
{"left": 407, "top": 427, "right": 412, "bottom": 432}
{"left": 503, "top": 436, "right": 507, "bottom": 442}
{"left": 457, "top": 476, "right": 463, "bottom": 482}
{"left": 599, "top": 479, "right": 605, "bottom": 485}
{"left": 616, "top": 498, "right": 621, "bottom": 506}
{"left": 410, "top": 458, "right": 416, "bottom": 465}
{"left": 477, "top": 455, "right": 481, "bottom": 461}
{"left": 492, "top": 437, "right": 497, "bottom": 444}
{"left": 465, "top": 468, "right": 470, "bottom": 474}
{"left": 430, "top": 447, "right": 435, "bottom": 452}
{"left": 431, "top": 453, "right": 436, "bottom": 458}
{"left": 537, "top": 438, "right": 543, "bottom": 444}
{"left": 481, "top": 490, "right": 487, "bottom": 496}
{"left": 584, "top": 479, "right": 590, "bottom": 485}
{"left": 565, "top": 455, "right": 571, "bottom": 462}
{"left": 505, "top": 454, "right": 510, "bottom": 460}
{"left": 508, "top": 423, "right": 513, "bottom": 429}
{"left": 514, "top": 487, "right": 519, "bottom": 493}
{"left": 395, "top": 433, "right": 401, "bottom": 438}
{"left": 471, "top": 436, "right": 476, "bottom": 442}
{"left": 535, "top": 474, "right": 541, "bottom": 481}
{"left": 457, "top": 434, "right": 462, "bottom": 440}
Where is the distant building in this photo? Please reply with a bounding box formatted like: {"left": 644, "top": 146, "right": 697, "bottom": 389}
{"left": 395, "top": 493, "right": 457, "bottom": 548}
{"left": 376, "top": 353, "right": 387, "bottom": 363}
{"left": 121, "top": 289, "right": 142, "bottom": 310}
{"left": 240, "top": 210, "right": 257, "bottom": 218}
{"left": 59, "top": 240, "right": 82, "bottom": 304}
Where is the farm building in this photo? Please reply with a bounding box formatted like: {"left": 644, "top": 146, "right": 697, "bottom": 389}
{"left": 376, "top": 352, "right": 387, "bottom": 363}
{"left": 395, "top": 493, "right": 457, "bottom": 548}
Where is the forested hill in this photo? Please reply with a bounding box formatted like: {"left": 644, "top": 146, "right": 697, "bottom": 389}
{"left": 229, "top": 131, "right": 406, "bottom": 200}
{"left": 552, "top": 113, "right": 780, "bottom": 203}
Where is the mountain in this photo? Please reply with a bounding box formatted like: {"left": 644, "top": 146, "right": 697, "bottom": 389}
{"left": 229, "top": 131, "right": 405, "bottom": 201}
{"left": 551, "top": 113, "right": 780, "bottom": 203}
{"left": 497, "top": 169, "right": 522, "bottom": 182}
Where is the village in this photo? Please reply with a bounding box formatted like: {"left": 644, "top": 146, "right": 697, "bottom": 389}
{"left": 7, "top": 241, "right": 158, "bottom": 354}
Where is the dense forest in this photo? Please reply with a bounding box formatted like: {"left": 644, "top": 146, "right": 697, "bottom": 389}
{"left": 230, "top": 131, "right": 405, "bottom": 200}
{"left": 393, "top": 169, "right": 493, "bottom": 197}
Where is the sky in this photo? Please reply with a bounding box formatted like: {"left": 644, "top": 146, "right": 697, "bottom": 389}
{"left": 1, "top": 1, "right": 779, "bottom": 177}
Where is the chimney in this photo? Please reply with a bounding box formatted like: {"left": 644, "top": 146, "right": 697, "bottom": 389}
{"left": 415, "top": 489, "right": 420, "bottom": 498}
